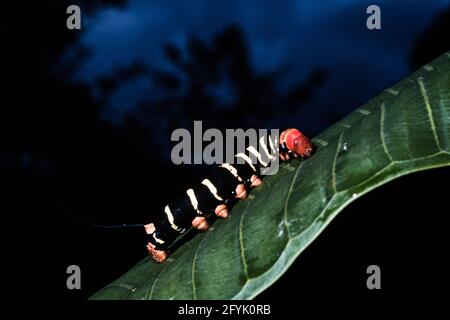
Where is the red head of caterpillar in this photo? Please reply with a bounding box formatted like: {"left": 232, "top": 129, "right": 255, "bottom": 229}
{"left": 280, "top": 128, "right": 313, "bottom": 158}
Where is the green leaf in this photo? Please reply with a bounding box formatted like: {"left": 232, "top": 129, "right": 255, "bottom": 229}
{"left": 91, "top": 52, "right": 450, "bottom": 300}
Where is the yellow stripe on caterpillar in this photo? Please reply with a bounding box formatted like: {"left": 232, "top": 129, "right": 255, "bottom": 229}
{"left": 201, "top": 179, "right": 224, "bottom": 201}
{"left": 186, "top": 189, "right": 203, "bottom": 215}
{"left": 220, "top": 163, "right": 243, "bottom": 182}
{"left": 165, "top": 205, "right": 183, "bottom": 232}
{"left": 259, "top": 136, "right": 275, "bottom": 160}
{"left": 235, "top": 153, "right": 257, "bottom": 172}
{"left": 247, "top": 146, "right": 269, "bottom": 166}
{"left": 152, "top": 233, "right": 165, "bottom": 244}
{"left": 268, "top": 135, "right": 278, "bottom": 154}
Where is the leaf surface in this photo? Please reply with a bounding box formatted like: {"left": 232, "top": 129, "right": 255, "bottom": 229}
{"left": 91, "top": 52, "right": 450, "bottom": 300}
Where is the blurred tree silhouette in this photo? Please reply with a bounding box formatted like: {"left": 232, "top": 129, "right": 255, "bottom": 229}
{"left": 102, "top": 25, "right": 327, "bottom": 159}
{"left": 1, "top": 2, "right": 326, "bottom": 298}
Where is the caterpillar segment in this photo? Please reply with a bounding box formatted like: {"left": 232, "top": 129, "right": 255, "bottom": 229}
{"left": 146, "top": 128, "right": 313, "bottom": 263}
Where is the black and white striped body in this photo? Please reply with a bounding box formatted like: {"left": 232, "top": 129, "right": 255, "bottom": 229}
{"left": 147, "top": 133, "right": 290, "bottom": 251}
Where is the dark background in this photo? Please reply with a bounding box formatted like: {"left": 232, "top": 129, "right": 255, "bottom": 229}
{"left": 2, "top": 0, "right": 450, "bottom": 299}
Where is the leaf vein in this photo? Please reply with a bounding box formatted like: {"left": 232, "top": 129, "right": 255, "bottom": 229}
{"left": 239, "top": 201, "right": 252, "bottom": 280}
{"left": 313, "top": 138, "right": 328, "bottom": 146}
{"left": 357, "top": 109, "right": 371, "bottom": 115}
{"left": 191, "top": 230, "right": 212, "bottom": 300}
{"left": 380, "top": 102, "right": 394, "bottom": 163}
{"left": 331, "top": 133, "right": 343, "bottom": 194}
{"left": 385, "top": 88, "right": 399, "bottom": 95}
{"left": 418, "top": 77, "right": 442, "bottom": 151}
{"left": 284, "top": 162, "right": 304, "bottom": 239}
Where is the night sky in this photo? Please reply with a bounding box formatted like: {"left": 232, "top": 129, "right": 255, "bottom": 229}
{"left": 2, "top": 0, "right": 450, "bottom": 300}
{"left": 67, "top": 0, "right": 449, "bottom": 132}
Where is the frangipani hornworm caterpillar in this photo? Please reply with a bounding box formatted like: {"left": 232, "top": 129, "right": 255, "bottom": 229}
{"left": 145, "top": 128, "right": 314, "bottom": 263}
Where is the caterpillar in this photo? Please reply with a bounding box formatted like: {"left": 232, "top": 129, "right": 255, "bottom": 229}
{"left": 145, "top": 128, "right": 314, "bottom": 263}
